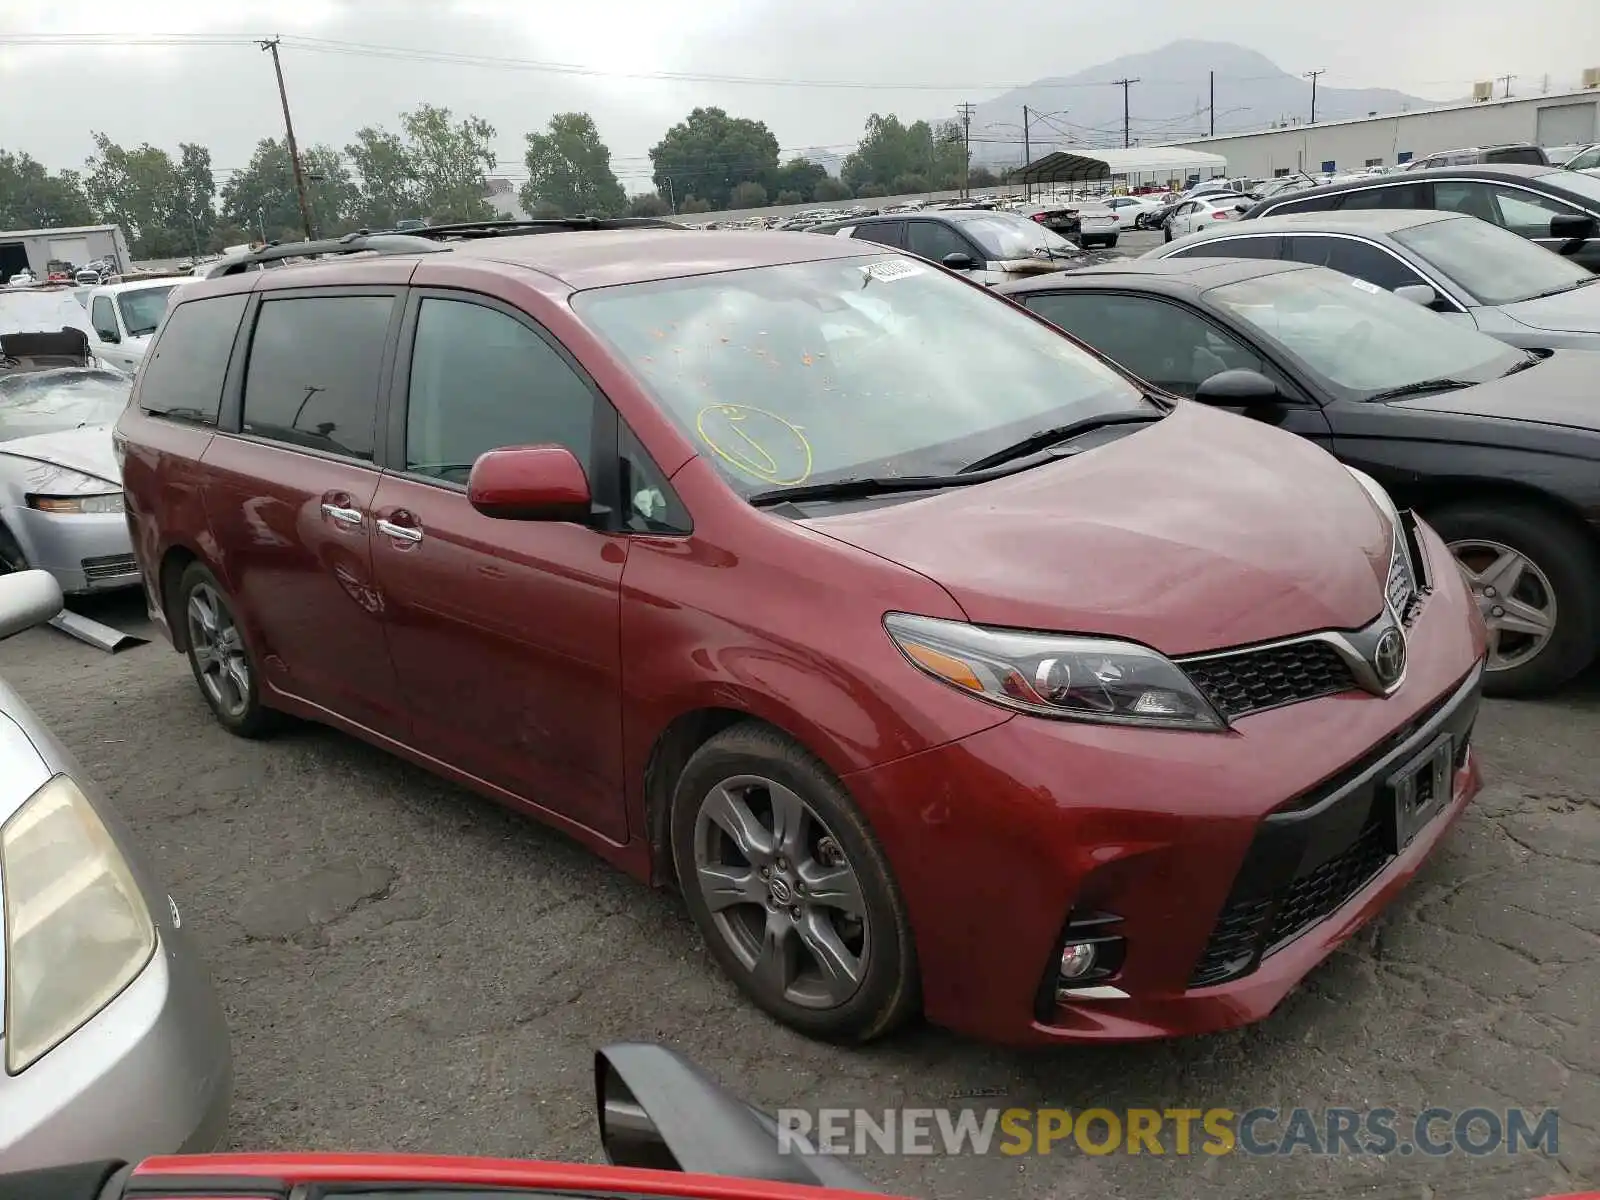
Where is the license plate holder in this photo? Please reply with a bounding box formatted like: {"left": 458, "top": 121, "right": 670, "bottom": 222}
{"left": 1386, "top": 732, "right": 1454, "bottom": 852}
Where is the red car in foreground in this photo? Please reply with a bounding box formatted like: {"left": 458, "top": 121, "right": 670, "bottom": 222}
{"left": 116, "top": 220, "right": 1485, "bottom": 1046}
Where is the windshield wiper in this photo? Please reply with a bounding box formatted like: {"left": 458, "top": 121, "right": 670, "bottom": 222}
{"left": 1500, "top": 355, "right": 1541, "bottom": 378}
{"left": 959, "top": 410, "right": 1164, "bottom": 474}
{"left": 1366, "top": 378, "right": 1477, "bottom": 402}
{"left": 750, "top": 471, "right": 996, "bottom": 508}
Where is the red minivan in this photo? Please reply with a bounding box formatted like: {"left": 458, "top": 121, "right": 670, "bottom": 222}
{"left": 115, "top": 221, "right": 1486, "bottom": 1047}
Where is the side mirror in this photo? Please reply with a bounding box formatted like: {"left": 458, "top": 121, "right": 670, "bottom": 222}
{"left": 0, "top": 570, "right": 64, "bottom": 641}
{"left": 1550, "top": 213, "right": 1597, "bottom": 246}
{"left": 941, "top": 251, "right": 978, "bottom": 270}
{"left": 1193, "top": 368, "right": 1281, "bottom": 408}
{"left": 96, "top": 327, "right": 120, "bottom": 344}
{"left": 467, "top": 445, "right": 592, "bottom": 522}
{"left": 1393, "top": 283, "right": 1437, "bottom": 307}
{"left": 595, "top": 1043, "right": 876, "bottom": 1190}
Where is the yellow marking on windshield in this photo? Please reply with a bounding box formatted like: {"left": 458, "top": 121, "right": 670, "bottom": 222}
{"left": 695, "top": 404, "right": 813, "bottom": 486}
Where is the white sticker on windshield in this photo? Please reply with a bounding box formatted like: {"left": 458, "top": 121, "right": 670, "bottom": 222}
{"left": 1350, "top": 277, "right": 1382, "bottom": 294}
{"left": 861, "top": 259, "right": 923, "bottom": 282}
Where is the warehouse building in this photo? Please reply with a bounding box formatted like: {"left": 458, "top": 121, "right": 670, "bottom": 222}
{"left": 0, "top": 224, "right": 131, "bottom": 283}
{"left": 1167, "top": 86, "right": 1599, "bottom": 179}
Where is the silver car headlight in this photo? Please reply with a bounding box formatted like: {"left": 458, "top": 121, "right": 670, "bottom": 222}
{"left": 2, "top": 775, "right": 156, "bottom": 1073}
{"left": 1344, "top": 466, "right": 1418, "bottom": 616}
{"left": 885, "top": 613, "right": 1225, "bottom": 730}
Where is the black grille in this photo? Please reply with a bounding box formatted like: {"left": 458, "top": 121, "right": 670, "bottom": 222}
{"left": 81, "top": 553, "right": 138, "bottom": 581}
{"left": 1189, "top": 899, "right": 1271, "bottom": 988}
{"left": 1182, "top": 639, "right": 1358, "bottom": 719}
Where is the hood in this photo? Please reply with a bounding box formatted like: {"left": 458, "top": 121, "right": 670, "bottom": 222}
{"left": 0, "top": 424, "right": 120, "bottom": 487}
{"left": 806, "top": 403, "right": 1390, "bottom": 656}
{"left": 1391, "top": 349, "right": 1600, "bottom": 433}
{"left": 1497, "top": 284, "right": 1600, "bottom": 333}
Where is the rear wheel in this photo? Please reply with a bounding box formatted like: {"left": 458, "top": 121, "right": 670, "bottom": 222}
{"left": 1426, "top": 500, "right": 1600, "bottom": 696}
{"left": 177, "top": 562, "right": 280, "bottom": 738}
{"left": 670, "top": 722, "right": 918, "bottom": 1043}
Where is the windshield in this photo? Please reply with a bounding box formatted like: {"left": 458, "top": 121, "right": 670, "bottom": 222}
{"left": 1565, "top": 146, "right": 1600, "bottom": 170}
{"left": 0, "top": 368, "right": 131, "bottom": 441}
{"left": 957, "top": 213, "right": 1079, "bottom": 260}
{"left": 116, "top": 284, "right": 178, "bottom": 337}
{"left": 1207, "top": 267, "right": 1522, "bottom": 399}
{"left": 573, "top": 254, "right": 1151, "bottom": 497}
{"left": 1547, "top": 169, "right": 1600, "bottom": 208}
{"left": 1395, "top": 216, "right": 1593, "bottom": 305}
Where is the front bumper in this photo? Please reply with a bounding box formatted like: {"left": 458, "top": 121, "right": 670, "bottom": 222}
{"left": 845, "top": 518, "right": 1486, "bottom": 1045}
{"left": 5, "top": 505, "right": 139, "bottom": 595}
{"left": 0, "top": 905, "right": 232, "bottom": 1170}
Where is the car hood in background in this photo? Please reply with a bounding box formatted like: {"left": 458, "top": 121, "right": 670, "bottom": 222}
{"left": 0, "top": 424, "right": 120, "bottom": 487}
{"left": 807, "top": 402, "right": 1389, "bottom": 656}
{"left": 1390, "top": 349, "right": 1600, "bottom": 436}
{"left": 1498, "top": 284, "right": 1600, "bottom": 333}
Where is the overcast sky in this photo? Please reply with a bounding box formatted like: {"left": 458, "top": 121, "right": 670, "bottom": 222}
{"left": 3, "top": 0, "right": 1598, "bottom": 192}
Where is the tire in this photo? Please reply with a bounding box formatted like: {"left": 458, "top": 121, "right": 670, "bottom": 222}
{"left": 175, "top": 562, "right": 281, "bottom": 738}
{"left": 1424, "top": 500, "right": 1600, "bottom": 697}
{"left": 670, "top": 722, "right": 919, "bottom": 1043}
{"left": 1105, "top": 234, "right": 1119, "bottom": 249}
{"left": 1164, "top": 226, "right": 1173, "bottom": 243}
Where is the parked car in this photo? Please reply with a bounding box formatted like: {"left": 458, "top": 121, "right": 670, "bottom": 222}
{"left": 118, "top": 221, "right": 1484, "bottom": 1046}
{"left": 1011, "top": 202, "right": 1080, "bottom": 238}
{"left": 1402, "top": 144, "right": 1549, "bottom": 170}
{"left": 810, "top": 207, "right": 1114, "bottom": 284}
{"left": 1000, "top": 255, "right": 1600, "bottom": 694}
{"left": 1242, "top": 163, "right": 1600, "bottom": 272}
{"left": 1559, "top": 143, "right": 1600, "bottom": 171}
{"left": 1164, "top": 194, "right": 1254, "bottom": 240}
{"left": 1151, "top": 209, "right": 1600, "bottom": 350}
{"left": 0, "top": 366, "right": 137, "bottom": 593}
{"left": 0, "top": 569, "right": 231, "bottom": 1170}
{"left": 1067, "top": 200, "right": 1120, "bottom": 248}
{"left": 84, "top": 279, "right": 187, "bottom": 374}
{"left": 1104, "top": 194, "right": 1166, "bottom": 230}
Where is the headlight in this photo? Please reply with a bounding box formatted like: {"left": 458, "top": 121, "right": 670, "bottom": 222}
{"left": 1343, "top": 467, "right": 1417, "bottom": 616}
{"left": 884, "top": 613, "right": 1225, "bottom": 730}
{"left": 26, "top": 492, "right": 125, "bottom": 515}
{"left": 2, "top": 775, "right": 156, "bottom": 1073}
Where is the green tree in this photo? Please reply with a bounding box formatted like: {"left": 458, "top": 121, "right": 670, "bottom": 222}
{"left": 770, "top": 157, "right": 827, "bottom": 202}
{"left": 219, "top": 138, "right": 354, "bottom": 242}
{"left": 649, "top": 107, "right": 779, "bottom": 211}
{"left": 813, "top": 176, "right": 852, "bottom": 201}
{"left": 775, "top": 189, "right": 804, "bottom": 206}
{"left": 841, "top": 115, "right": 968, "bottom": 196}
{"left": 729, "top": 180, "right": 767, "bottom": 209}
{"left": 529, "top": 200, "right": 564, "bottom": 219}
{"left": 520, "top": 112, "right": 627, "bottom": 218}
{"left": 856, "top": 181, "right": 887, "bottom": 198}
{"left": 344, "top": 125, "right": 422, "bottom": 229}
{"left": 969, "top": 166, "right": 999, "bottom": 189}
{"left": 402, "top": 103, "right": 497, "bottom": 222}
{"left": 628, "top": 192, "right": 670, "bottom": 217}
{"left": 892, "top": 173, "right": 929, "bottom": 195}
{"left": 83, "top": 134, "right": 192, "bottom": 257}
{"left": 0, "top": 150, "right": 94, "bottom": 229}
{"left": 679, "top": 196, "right": 711, "bottom": 214}
{"left": 173, "top": 143, "right": 217, "bottom": 256}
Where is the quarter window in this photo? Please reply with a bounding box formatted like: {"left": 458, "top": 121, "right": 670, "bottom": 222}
{"left": 137, "top": 293, "right": 248, "bottom": 425}
{"left": 404, "top": 298, "right": 595, "bottom": 485}
{"left": 620, "top": 423, "right": 690, "bottom": 534}
{"left": 240, "top": 295, "right": 394, "bottom": 460}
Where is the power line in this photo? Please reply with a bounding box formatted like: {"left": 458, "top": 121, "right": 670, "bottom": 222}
{"left": 1303, "top": 69, "right": 1326, "bottom": 123}
{"left": 1109, "top": 78, "right": 1140, "bottom": 148}
{"left": 1497, "top": 73, "right": 1517, "bottom": 98}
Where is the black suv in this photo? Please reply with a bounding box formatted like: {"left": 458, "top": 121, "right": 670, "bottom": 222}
{"left": 1242, "top": 163, "right": 1600, "bottom": 272}
{"left": 808, "top": 208, "right": 1112, "bottom": 285}
{"left": 1403, "top": 144, "right": 1549, "bottom": 170}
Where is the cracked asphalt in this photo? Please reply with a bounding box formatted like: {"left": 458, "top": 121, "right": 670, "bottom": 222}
{"left": 3, "top": 589, "right": 1595, "bottom": 1200}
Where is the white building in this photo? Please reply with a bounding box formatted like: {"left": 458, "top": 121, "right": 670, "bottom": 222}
{"left": 0, "top": 224, "right": 131, "bottom": 283}
{"left": 1167, "top": 86, "right": 1599, "bottom": 179}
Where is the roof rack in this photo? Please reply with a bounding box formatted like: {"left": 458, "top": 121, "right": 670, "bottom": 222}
{"left": 206, "top": 231, "right": 449, "bottom": 277}
{"left": 402, "top": 216, "right": 685, "bottom": 239}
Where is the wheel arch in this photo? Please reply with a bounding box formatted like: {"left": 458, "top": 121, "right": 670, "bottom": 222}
{"left": 1396, "top": 477, "right": 1600, "bottom": 549}
{"left": 156, "top": 541, "right": 204, "bottom": 650}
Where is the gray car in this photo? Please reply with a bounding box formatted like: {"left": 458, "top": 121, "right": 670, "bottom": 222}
{"left": 1150, "top": 209, "right": 1600, "bottom": 351}
{"left": 0, "top": 569, "right": 231, "bottom": 1169}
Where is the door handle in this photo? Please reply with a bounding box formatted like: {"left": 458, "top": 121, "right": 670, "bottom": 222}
{"left": 376, "top": 518, "right": 423, "bottom": 544}
{"left": 321, "top": 503, "right": 364, "bottom": 528}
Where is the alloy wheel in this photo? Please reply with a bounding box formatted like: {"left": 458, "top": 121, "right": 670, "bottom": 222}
{"left": 692, "top": 774, "right": 868, "bottom": 1010}
{"left": 1450, "top": 538, "right": 1558, "bottom": 672}
{"left": 187, "top": 582, "right": 252, "bottom": 718}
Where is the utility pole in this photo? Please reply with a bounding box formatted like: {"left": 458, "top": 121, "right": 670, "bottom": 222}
{"left": 1110, "top": 78, "right": 1140, "bottom": 148}
{"left": 1498, "top": 73, "right": 1516, "bottom": 98}
{"left": 957, "top": 102, "right": 976, "bottom": 197}
{"left": 259, "top": 36, "right": 315, "bottom": 242}
{"left": 1304, "top": 69, "right": 1326, "bottom": 123}
{"left": 1209, "top": 71, "right": 1215, "bottom": 137}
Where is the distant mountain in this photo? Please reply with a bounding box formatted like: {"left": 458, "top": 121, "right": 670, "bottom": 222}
{"left": 963, "top": 40, "right": 1434, "bottom": 168}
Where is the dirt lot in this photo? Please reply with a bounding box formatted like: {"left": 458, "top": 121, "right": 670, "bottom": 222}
{"left": 3, "top": 589, "right": 1596, "bottom": 1200}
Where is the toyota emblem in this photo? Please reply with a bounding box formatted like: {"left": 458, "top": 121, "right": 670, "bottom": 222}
{"left": 1373, "top": 628, "right": 1406, "bottom": 687}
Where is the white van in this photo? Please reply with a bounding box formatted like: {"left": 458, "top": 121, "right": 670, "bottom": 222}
{"left": 84, "top": 278, "right": 191, "bottom": 373}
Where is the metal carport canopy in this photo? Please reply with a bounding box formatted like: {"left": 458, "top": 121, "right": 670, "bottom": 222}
{"left": 1010, "top": 146, "right": 1229, "bottom": 183}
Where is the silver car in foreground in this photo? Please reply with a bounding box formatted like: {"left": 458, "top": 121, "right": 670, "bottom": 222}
{"left": 0, "top": 570, "right": 230, "bottom": 1168}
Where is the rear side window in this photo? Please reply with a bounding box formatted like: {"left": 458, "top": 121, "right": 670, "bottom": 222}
{"left": 137, "top": 293, "right": 248, "bottom": 426}
{"left": 1264, "top": 193, "right": 1341, "bottom": 216}
{"left": 853, "top": 221, "right": 905, "bottom": 248}
{"left": 241, "top": 295, "right": 394, "bottom": 461}
{"left": 1487, "top": 147, "right": 1546, "bottom": 165}
{"left": 1282, "top": 236, "right": 1427, "bottom": 291}
{"left": 1168, "top": 235, "right": 1284, "bottom": 259}
{"left": 1335, "top": 183, "right": 1428, "bottom": 210}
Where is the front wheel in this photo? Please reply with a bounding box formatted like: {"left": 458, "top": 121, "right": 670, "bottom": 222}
{"left": 1427, "top": 501, "right": 1600, "bottom": 696}
{"left": 671, "top": 722, "right": 918, "bottom": 1043}
{"left": 177, "top": 562, "right": 281, "bottom": 737}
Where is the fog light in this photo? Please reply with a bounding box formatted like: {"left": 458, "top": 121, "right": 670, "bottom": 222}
{"left": 1059, "top": 941, "right": 1097, "bottom": 979}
